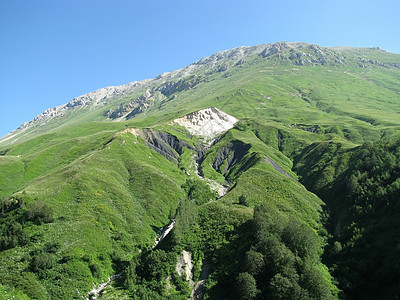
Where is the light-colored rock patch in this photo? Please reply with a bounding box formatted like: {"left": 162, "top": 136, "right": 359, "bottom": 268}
{"left": 172, "top": 107, "right": 238, "bottom": 140}
{"left": 121, "top": 127, "right": 141, "bottom": 137}
{"left": 176, "top": 250, "right": 194, "bottom": 283}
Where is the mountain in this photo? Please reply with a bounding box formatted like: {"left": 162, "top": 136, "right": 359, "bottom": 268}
{"left": 0, "top": 42, "right": 399, "bottom": 299}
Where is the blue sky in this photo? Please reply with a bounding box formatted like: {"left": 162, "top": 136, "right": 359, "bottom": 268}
{"left": 1, "top": 0, "right": 399, "bottom": 138}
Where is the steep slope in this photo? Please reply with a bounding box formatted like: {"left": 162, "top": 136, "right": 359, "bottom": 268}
{"left": 1, "top": 42, "right": 400, "bottom": 299}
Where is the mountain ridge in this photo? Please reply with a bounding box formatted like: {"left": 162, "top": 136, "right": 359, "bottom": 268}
{"left": 2, "top": 41, "right": 399, "bottom": 145}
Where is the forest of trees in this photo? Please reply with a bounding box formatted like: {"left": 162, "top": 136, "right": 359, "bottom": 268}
{"left": 118, "top": 177, "right": 335, "bottom": 299}
{"left": 323, "top": 139, "right": 400, "bottom": 298}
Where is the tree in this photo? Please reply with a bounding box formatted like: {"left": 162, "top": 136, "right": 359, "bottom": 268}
{"left": 140, "top": 249, "right": 174, "bottom": 281}
{"left": 300, "top": 264, "right": 333, "bottom": 299}
{"left": 243, "top": 249, "right": 264, "bottom": 276}
{"left": 281, "top": 220, "right": 319, "bottom": 259}
{"left": 235, "top": 272, "right": 258, "bottom": 300}
{"left": 268, "top": 273, "right": 303, "bottom": 300}
{"left": 123, "top": 260, "right": 137, "bottom": 291}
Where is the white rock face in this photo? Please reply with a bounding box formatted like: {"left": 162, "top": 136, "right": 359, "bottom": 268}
{"left": 176, "top": 250, "right": 193, "bottom": 282}
{"left": 172, "top": 107, "right": 238, "bottom": 139}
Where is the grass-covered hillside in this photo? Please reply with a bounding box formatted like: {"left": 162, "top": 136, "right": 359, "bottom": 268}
{"left": 0, "top": 42, "right": 399, "bottom": 299}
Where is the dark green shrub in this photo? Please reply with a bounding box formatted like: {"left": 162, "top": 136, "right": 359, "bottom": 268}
{"left": 181, "top": 178, "right": 217, "bottom": 205}
{"left": 0, "top": 221, "right": 28, "bottom": 250}
{"left": 238, "top": 194, "right": 248, "bottom": 206}
{"left": 123, "top": 260, "right": 137, "bottom": 291}
{"left": 30, "top": 251, "right": 57, "bottom": 274}
{"left": 26, "top": 201, "right": 53, "bottom": 224}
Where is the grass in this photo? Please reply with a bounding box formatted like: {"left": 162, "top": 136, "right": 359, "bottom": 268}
{"left": 0, "top": 43, "right": 399, "bottom": 298}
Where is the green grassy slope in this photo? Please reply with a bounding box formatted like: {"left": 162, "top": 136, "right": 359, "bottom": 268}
{"left": 0, "top": 43, "right": 399, "bottom": 299}
{"left": 0, "top": 128, "right": 187, "bottom": 298}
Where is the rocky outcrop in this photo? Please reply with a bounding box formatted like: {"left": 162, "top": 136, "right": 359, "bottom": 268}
{"left": 104, "top": 89, "right": 161, "bottom": 120}
{"left": 157, "top": 75, "right": 202, "bottom": 97}
{"left": 276, "top": 131, "right": 283, "bottom": 151}
{"left": 153, "top": 219, "right": 176, "bottom": 249}
{"left": 259, "top": 42, "right": 291, "bottom": 58}
{"left": 104, "top": 76, "right": 203, "bottom": 121}
{"left": 18, "top": 81, "right": 147, "bottom": 130}
{"left": 172, "top": 107, "right": 238, "bottom": 141}
{"left": 176, "top": 250, "right": 193, "bottom": 283}
{"left": 292, "top": 123, "right": 321, "bottom": 133}
{"left": 191, "top": 260, "right": 210, "bottom": 300}
{"left": 123, "top": 128, "right": 192, "bottom": 163}
{"left": 212, "top": 141, "right": 251, "bottom": 175}
{"left": 87, "top": 273, "right": 121, "bottom": 300}
{"left": 264, "top": 155, "right": 293, "bottom": 179}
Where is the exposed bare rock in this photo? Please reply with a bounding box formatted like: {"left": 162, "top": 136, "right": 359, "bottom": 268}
{"left": 18, "top": 81, "right": 148, "bottom": 130}
{"left": 259, "top": 42, "right": 291, "bottom": 58}
{"left": 87, "top": 273, "right": 121, "bottom": 300}
{"left": 172, "top": 107, "right": 238, "bottom": 140}
{"left": 212, "top": 141, "right": 251, "bottom": 175}
{"left": 157, "top": 75, "right": 202, "bottom": 97}
{"left": 191, "top": 260, "right": 210, "bottom": 300}
{"left": 122, "top": 128, "right": 192, "bottom": 163}
{"left": 264, "top": 155, "right": 293, "bottom": 179}
{"left": 153, "top": 219, "right": 175, "bottom": 249}
{"left": 105, "top": 88, "right": 162, "bottom": 120}
{"left": 176, "top": 250, "right": 193, "bottom": 283}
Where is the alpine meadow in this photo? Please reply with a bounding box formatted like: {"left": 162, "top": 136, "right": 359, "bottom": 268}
{"left": 1, "top": 42, "right": 400, "bottom": 299}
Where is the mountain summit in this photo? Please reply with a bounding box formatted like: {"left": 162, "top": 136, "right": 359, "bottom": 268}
{"left": 1, "top": 42, "right": 400, "bottom": 299}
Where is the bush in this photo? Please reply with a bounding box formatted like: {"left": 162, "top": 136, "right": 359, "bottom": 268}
{"left": 181, "top": 179, "right": 218, "bottom": 205}
{"left": 123, "top": 260, "right": 137, "bottom": 291}
{"left": 0, "top": 221, "right": 28, "bottom": 250}
{"left": 26, "top": 201, "right": 53, "bottom": 224}
{"left": 30, "top": 251, "right": 57, "bottom": 273}
{"left": 238, "top": 194, "right": 248, "bottom": 206}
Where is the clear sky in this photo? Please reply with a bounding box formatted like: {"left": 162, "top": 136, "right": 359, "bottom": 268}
{"left": 1, "top": 0, "right": 399, "bottom": 138}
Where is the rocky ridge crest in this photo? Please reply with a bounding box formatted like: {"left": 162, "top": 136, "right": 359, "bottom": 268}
{"left": 6, "top": 42, "right": 397, "bottom": 140}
